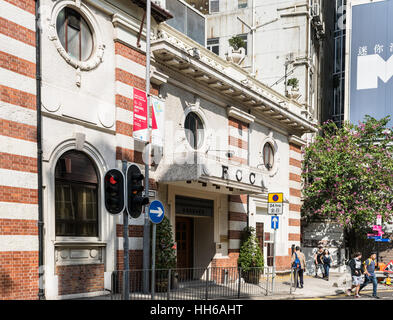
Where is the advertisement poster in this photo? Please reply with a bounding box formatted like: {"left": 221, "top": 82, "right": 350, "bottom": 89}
{"left": 151, "top": 97, "right": 165, "bottom": 147}
{"left": 133, "top": 88, "right": 148, "bottom": 142}
{"left": 350, "top": 1, "right": 393, "bottom": 127}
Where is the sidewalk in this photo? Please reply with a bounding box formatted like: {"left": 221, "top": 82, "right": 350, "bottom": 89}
{"left": 251, "top": 272, "right": 393, "bottom": 300}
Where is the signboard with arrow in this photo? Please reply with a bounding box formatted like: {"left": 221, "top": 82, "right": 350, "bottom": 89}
{"left": 148, "top": 200, "right": 164, "bottom": 224}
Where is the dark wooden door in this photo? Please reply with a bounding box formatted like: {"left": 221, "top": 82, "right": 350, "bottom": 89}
{"left": 176, "top": 217, "right": 193, "bottom": 270}
{"left": 256, "top": 222, "right": 264, "bottom": 255}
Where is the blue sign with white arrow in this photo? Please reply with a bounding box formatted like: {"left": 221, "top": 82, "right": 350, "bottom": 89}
{"left": 148, "top": 200, "right": 165, "bottom": 224}
{"left": 271, "top": 215, "right": 279, "bottom": 230}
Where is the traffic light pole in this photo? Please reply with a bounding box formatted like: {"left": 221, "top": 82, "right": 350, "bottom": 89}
{"left": 122, "top": 160, "right": 130, "bottom": 300}
{"left": 142, "top": 0, "right": 152, "bottom": 294}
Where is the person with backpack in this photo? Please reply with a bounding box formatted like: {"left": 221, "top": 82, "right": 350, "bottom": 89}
{"left": 347, "top": 252, "right": 364, "bottom": 298}
{"left": 358, "top": 252, "right": 380, "bottom": 299}
{"left": 322, "top": 249, "right": 334, "bottom": 281}
{"left": 291, "top": 246, "right": 306, "bottom": 288}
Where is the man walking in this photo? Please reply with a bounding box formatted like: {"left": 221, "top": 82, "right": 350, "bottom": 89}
{"left": 314, "top": 246, "right": 325, "bottom": 278}
{"left": 291, "top": 246, "right": 306, "bottom": 288}
{"left": 347, "top": 252, "right": 363, "bottom": 298}
{"left": 359, "top": 252, "right": 380, "bottom": 299}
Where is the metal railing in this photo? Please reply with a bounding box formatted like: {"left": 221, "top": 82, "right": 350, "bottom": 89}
{"left": 109, "top": 266, "right": 296, "bottom": 300}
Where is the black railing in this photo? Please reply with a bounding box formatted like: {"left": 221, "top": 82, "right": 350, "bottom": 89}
{"left": 109, "top": 266, "right": 295, "bottom": 300}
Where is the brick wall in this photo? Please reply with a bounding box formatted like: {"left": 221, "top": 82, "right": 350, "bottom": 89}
{"left": 56, "top": 264, "right": 104, "bottom": 296}
{"left": 0, "top": 0, "right": 39, "bottom": 300}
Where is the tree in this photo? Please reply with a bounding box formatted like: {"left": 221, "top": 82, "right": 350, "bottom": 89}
{"left": 302, "top": 116, "right": 393, "bottom": 235}
{"left": 238, "top": 227, "right": 264, "bottom": 272}
{"left": 228, "top": 35, "right": 246, "bottom": 51}
{"left": 154, "top": 216, "right": 176, "bottom": 269}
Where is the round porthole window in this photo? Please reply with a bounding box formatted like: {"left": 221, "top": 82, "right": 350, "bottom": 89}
{"left": 184, "top": 112, "right": 204, "bottom": 150}
{"left": 56, "top": 7, "right": 93, "bottom": 61}
{"left": 263, "top": 142, "right": 274, "bottom": 171}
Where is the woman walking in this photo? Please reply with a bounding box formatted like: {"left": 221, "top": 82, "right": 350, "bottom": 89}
{"left": 322, "top": 249, "right": 333, "bottom": 281}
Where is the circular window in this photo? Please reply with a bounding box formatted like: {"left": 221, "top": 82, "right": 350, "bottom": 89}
{"left": 184, "top": 112, "right": 204, "bottom": 150}
{"left": 263, "top": 143, "right": 274, "bottom": 171}
{"left": 56, "top": 7, "right": 93, "bottom": 61}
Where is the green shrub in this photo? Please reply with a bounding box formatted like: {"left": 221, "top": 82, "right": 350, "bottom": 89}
{"left": 228, "top": 35, "right": 246, "bottom": 51}
{"left": 238, "top": 227, "right": 264, "bottom": 272}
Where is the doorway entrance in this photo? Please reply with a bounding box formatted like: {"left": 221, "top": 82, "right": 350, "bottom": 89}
{"left": 176, "top": 216, "right": 193, "bottom": 269}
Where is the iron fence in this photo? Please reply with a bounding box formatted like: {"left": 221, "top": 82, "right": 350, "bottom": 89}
{"left": 109, "top": 266, "right": 297, "bottom": 300}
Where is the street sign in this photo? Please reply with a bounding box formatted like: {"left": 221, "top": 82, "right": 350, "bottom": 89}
{"left": 383, "top": 260, "right": 393, "bottom": 273}
{"left": 268, "top": 193, "right": 283, "bottom": 215}
{"left": 271, "top": 215, "right": 279, "bottom": 230}
{"left": 374, "top": 238, "right": 390, "bottom": 242}
{"left": 148, "top": 200, "right": 165, "bottom": 224}
{"left": 376, "top": 215, "right": 382, "bottom": 226}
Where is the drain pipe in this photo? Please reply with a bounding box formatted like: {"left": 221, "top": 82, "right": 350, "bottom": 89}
{"left": 35, "top": 0, "right": 45, "bottom": 300}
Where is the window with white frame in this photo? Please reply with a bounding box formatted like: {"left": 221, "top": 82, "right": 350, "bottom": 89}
{"left": 238, "top": 0, "right": 247, "bottom": 9}
{"left": 237, "top": 33, "right": 248, "bottom": 55}
{"left": 207, "top": 38, "right": 220, "bottom": 55}
{"left": 210, "top": 0, "right": 219, "bottom": 13}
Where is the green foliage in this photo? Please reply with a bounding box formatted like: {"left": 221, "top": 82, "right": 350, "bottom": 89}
{"left": 238, "top": 227, "right": 264, "bottom": 271}
{"left": 228, "top": 35, "right": 246, "bottom": 51}
{"left": 302, "top": 115, "right": 393, "bottom": 232}
{"left": 155, "top": 216, "right": 177, "bottom": 269}
{"left": 287, "top": 78, "right": 299, "bottom": 88}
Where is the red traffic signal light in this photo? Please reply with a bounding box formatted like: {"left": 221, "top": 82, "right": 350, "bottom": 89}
{"left": 126, "top": 164, "right": 149, "bottom": 218}
{"left": 104, "top": 169, "right": 125, "bottom": 214}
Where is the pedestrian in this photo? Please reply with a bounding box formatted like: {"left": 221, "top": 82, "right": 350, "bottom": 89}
{"left": 291, "top": 246, "right": 306, "bottom": 288}
{"left": 346, "top": 252, "right": 364, "bottom": 298}
{"left": 314, "top": 246, "right": 325, "bottom": 278}
{"left": 322, "top": 249, "right": 334, "bottom": 281}
{"left": 359, "top": 252, "right": 380, "bottom": 299}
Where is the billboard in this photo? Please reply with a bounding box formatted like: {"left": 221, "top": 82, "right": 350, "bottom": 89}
{"left": 350, "top": 0, "right": 393, "bottom": 127}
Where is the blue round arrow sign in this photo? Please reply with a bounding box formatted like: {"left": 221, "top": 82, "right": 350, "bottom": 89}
{"left": 148, "top": 200, "right": 165, "bottom": 224}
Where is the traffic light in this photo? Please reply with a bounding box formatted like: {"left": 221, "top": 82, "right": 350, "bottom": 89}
{"left": 104, "top": 169, "right": 125, "bottom": 214}
{"left": 127, "top": 164, "right": 149, "bottom": 218}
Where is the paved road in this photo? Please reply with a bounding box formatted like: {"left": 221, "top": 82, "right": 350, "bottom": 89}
{"left": 297, "top": 288, "right": 393, "bottom": 300}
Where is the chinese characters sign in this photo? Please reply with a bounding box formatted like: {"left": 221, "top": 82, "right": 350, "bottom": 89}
{"left": 268, "top": 193, "right": 283, "bottom": 215}
{"left": 350, "top": 1, "right": 393, "bottom": 127}
{"left": 133, "top": 88, "right": 148, "bottom": 142}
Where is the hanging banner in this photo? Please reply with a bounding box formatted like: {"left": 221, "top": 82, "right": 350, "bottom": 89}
{"left": 133, "top": 88, "right": 148, "bottom": 142}
{"left": 151, "top": 97, "right": 165, "bottom": 147}
{"left": 350, "top": 1, "right": 393, "bottom": 127}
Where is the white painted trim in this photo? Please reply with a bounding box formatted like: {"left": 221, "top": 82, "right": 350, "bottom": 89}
{"left": 0, "top": 135, "right": 37, "bottom": 158}
{"left": 0, "top": 68, "right": 36, "bottom": 95}
{"left": 0, "top": 203, "right": 38, "bottom": 220}
{"left": 0, "top": 33, "right": 36, "bottom": 62}
{"left": 228, "top": 202, "right": 247, "bottom": 213}
{"left": 0, "top": 235, "right": 38, "bottom": 251}
{"left": 0, "top": 168, "right": 37, "bottom": 189}
{"left": 117, "top": 237, "right": 143, "bottom": 250}
{"left": 115, "top": 81, "right": 134, "bottom": 99}
{"left": 116, "top": 54, "right": 146, "bottom": 79}
{"left": 116, "top": 107, "right": 133, "bottom": 124}
{"left": 0, "top": 0, "right": 35, "bottom": 31}
{"left": 56, "top": 291, "right": 108, "bottom": 300}
{"left": 0, "top": 102, "right": 36, "bottom": 126}
{"left": 228, "top": 220, "right": 247, "bottom": 231}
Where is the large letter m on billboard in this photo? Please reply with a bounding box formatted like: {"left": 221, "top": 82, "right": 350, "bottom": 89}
{"left": 357, "top": 54, "right": 393, "bottom": 90}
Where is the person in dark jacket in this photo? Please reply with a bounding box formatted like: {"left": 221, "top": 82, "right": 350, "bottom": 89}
{"left": 347, "top": 252, "right": 363, "bottom": 298}
{"left": 322, "top": 249, "right": 334, "bottom": 281}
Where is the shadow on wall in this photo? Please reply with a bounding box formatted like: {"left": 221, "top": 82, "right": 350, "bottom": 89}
{"left": 0, "top": 266, "right": 13, "bottom": 299}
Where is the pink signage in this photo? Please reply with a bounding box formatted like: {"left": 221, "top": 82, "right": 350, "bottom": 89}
{"left": 133, "top": 88, "right": 148, "bottom": 141}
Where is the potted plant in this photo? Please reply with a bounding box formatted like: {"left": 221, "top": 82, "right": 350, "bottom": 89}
{"left": 238, "top": 227, "right": 264, "bottom": 284}
{"left": 226, "top": 35, "right": 246, "bottom": 65}
{"left": 286, "top": 78, "right": 300, "bottom": 100}
{"left": 154, "top": 216, "right": 177, "bottom": 291}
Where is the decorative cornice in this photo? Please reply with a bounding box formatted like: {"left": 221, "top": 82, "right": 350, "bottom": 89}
{"left": 227, "top": 106, "right": 255, "bottom": 124}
